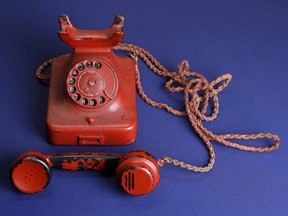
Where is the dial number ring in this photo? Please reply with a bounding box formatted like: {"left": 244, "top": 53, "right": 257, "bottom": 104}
{"left": 66, "top": 59, "right": 117, "bottom": 109}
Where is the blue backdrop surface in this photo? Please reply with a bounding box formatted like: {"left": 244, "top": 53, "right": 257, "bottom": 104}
{"left": 0, "top": 1, "right": 287, "bottom": 215}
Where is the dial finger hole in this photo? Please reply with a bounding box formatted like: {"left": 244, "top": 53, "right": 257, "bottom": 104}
{"left": 97, "top": 96, "right": 105, "bottom": 104}
{"left": 73, "top": 94, "right": 80, "bottom": 100}
{"left": 81, "top": 98, "right": 88, "bottom": 105}
{"left": 94, "top": 62, "right": 101, "bottom": 69}
{"left": 69, "top": 78, "right": 75, "bottom": 84}
{"left": 89, "top": 99, "right": 96, "bottom": 106}
{"left": 72, "top": 70, "right": 78, "bottom": 76}
{"left": 77, "top": 64, "right": 85, "bottom": 70}
{"left": 69, "top": 86, "right": 76, "bottom": 93}
{"left": 86, "top": 61, "right": 93, "bottom": 68}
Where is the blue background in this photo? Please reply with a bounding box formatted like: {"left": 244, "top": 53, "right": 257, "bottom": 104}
{"left": 0, "top": 0, "right": 287, "bottom": 215}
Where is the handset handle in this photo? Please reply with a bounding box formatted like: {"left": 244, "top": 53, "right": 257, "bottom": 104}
{"left": 48, "top": 152, "right": 122, "bottom": 171}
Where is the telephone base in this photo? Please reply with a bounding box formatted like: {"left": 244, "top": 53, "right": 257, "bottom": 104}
{"left": 46, "top": 54, "right": 137, "bottom": 146}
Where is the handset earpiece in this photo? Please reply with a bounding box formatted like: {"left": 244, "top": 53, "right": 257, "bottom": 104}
{"left": 11, "top": 151, "right": 51, "bottom": 194}
{"left": 11, "top": 150, "right": 160, "bottom": 196}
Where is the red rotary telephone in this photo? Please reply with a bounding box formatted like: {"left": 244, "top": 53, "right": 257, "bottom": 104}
{"left": 11, "top": 14, "right": 280, "bottom": 197}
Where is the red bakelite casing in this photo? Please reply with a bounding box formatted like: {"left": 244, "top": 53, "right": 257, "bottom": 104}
{"left": 46, "top": 14, "right": 137, "bottom": 145}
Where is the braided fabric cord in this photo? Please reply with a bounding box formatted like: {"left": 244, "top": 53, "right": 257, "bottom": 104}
{"left": 114, "top": 43, "right": 280, "bottom": 172}
{"left": 36, "top": 43, "right": 280, "bottom": 173}
{"left": 35, "top": 59, "right": 53, "bottom": 81}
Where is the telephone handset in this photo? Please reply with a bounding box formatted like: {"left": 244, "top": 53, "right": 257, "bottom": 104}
{"left": 46, "top": 14, "right": 137, "bottom": 145}
{"left": 11, "top": 150, "right": 160, "bottom": 196}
